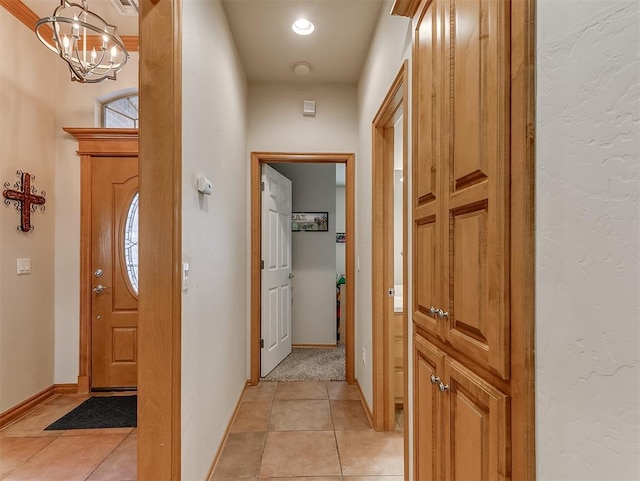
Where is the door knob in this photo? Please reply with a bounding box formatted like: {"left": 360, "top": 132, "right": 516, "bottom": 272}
{"left": 92, "top": 284, "right": 107, "bottom": 294}
{"left": 430, "top": 374, "right": 440, "bottom": 385}
{"left": 289, "top": 273, "right": 295, "bottom": 279}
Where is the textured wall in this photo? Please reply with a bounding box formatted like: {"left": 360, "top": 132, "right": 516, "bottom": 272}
{"left": 181, "top": 1, "right": 249, "bottom": 479}
{"left": 0, "top": 9, "right": 56, "bottom": 412}
{"left": 536, "top": 1, "right": 640, "bottom": 479}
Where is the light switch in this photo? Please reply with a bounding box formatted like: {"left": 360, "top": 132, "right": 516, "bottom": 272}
{"left": 17, "top": 258, "right": 31, "bottom": 275}
{"left": 182, "top": 263, "right": 189, "bottom": 290}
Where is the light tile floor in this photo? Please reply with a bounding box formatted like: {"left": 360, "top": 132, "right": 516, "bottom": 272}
{"left": 0, "top": 382, "right": 404, "bottom": 481}
{"left": 212, "top": 381, "right": 404, "bottom": 480}
{"left": 0, "top": 392, "right": 136, "bottom": 481}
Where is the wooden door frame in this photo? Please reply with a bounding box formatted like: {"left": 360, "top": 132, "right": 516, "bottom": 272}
{"left": 64, "top": 128, "right": 139, "bottom": 395}
{"left": 250, "top": 152, "right": 356, "bottom": 385}
{"left": 371, "top": 61, "right": 409, "bottom": 454}
{"left": 138, "top": 0, "right": 182, "bottom": 479}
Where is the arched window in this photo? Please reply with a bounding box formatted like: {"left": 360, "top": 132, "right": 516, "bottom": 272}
{"left": 102, "top": 94, "right": 139, "bottom": 128}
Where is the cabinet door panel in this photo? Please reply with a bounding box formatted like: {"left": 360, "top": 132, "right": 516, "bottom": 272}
{"left": 414, "top": 217, "right": 440, "bottom": 335}
{"left": 414, "top": 0, "right": 441, "bottom": 206}
{"left": 414, "top": 335, "right": 445, "bottom": 481}
{"left": 443, "top": 0, "right": 511, "bottom": 378}
{"left": 444, "top": 359, "right": 510, "bottom": 481}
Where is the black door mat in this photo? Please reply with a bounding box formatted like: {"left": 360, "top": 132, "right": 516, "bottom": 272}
{"left": 45, "top": 395, "right": 137, "bottom": 430}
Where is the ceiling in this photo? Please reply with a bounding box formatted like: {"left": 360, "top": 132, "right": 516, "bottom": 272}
{"left": 23, "top": 0, "right": 139, "bottom": 35}
{"left": 222, "top": 0, "right": 384, "bottom": 83}
{"left": 23, "top": 0, "right": 385, "bottom": 84}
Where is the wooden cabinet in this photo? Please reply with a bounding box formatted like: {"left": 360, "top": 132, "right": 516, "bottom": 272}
{"left": 414, "top": 334, "right": 510, "bottom": 481}
{"left": 409, "top": 0, "right": 534, "bottom": 477}
{"left": 392, "top": 312, "right": 404, "bottom": 404}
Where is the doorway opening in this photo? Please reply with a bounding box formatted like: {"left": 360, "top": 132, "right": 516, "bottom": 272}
{"left": 371, "top": 62, "right": 408, "bottom": 454}
{"left": 250, "top": 152, "right": 356, "bottom": 385}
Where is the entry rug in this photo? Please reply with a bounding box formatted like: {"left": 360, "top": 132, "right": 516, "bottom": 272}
{"left": 45, "top": 395, "right": 137, "bottom": 430}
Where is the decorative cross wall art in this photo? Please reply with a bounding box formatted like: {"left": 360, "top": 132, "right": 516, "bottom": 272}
{"left": 3, "top": 171, "right": 46, "bottom": 232}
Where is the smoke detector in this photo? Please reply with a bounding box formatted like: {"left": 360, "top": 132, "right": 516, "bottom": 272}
{"left": 109, "top": 0, "right": 139, "bottom": 16}
{"left": 294, "top": 62, "right": 311, "bottom": 77}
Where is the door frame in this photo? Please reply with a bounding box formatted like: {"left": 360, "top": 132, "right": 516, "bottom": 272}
{"left": 250, "top": 152, "right": 356, "bottom": 385}
{"left": 371, "top": 61, "right": 409, "bottom": 449}
{"left": 64, "top": 128, "right": 139, "bottom": 394}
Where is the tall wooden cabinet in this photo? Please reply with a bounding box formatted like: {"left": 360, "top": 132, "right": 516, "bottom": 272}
{"left": 404, "top": 0, "right": 535, "bottom": 478}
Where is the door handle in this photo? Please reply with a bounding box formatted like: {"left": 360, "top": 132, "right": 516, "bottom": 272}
{"left": 92, "top": 284, "right": 107, "bottom": 294}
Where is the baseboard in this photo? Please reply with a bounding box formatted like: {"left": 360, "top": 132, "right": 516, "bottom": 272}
{"left": 205, "top": 381, "right": 249, "bottom": 481}
{"left": 355, "top": 379, "right": 375, "bottom": 428}
{"left": 54, "top": 383, "right": 79, "bottom": 394}
{"left": 0, "top": 385, "right": 56, "bottom": 429}
{"left": 292, "top": 343, "right": 337, "bottom": 349}
{"left": 77, "top": 375, "right": 90, "bottom": 394}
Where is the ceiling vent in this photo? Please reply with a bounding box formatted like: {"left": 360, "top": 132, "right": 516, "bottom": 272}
{"left": 109, "top": 0, "right": 139, "bottom": 16}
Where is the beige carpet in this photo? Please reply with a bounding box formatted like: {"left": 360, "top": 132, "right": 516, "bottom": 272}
{"left": 261, "top": 345, "right": 345, "bottom": 381}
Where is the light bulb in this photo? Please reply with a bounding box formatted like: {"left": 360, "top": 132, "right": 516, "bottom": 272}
{"left": 72, "top": 15, "right": 79, "bottom": 35}
{"left": 90, "top": 47, "right": 97, "bottom": 64}
{"left": 110, "top": 45, "right": 117, "bottom": 62}
{"left": 62, "top": 34, "right": 70, "bottom": 54}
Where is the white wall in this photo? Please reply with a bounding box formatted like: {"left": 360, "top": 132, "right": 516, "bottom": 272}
{"left": 181, "top": 1, "right": 248, "bottom": 479}
{"left": 536, "top": 1, "right": 640, "bottom": 479}
{"left": 54, "top": 55, "right": 139, "bottom": 385}
{"left": 336, "top": 185, "right": 346, "bottom": 274}
{"left": 272, "top": 163, "right": 337, "bottom": 345}
{"left": 356, "top": 0, "right": 412, "bottom": 413}
{"left": 0, "top": 9, "right": 57, "bottom": 412}
{"left": 247, "top": 83, "right": 358, "bottom": 153}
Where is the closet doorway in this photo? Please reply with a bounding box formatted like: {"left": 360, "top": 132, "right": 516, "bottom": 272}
{"left": 371, "top": 62, "right": 408, "bottom": 451}
{"left": 250, "top": 152, "right": 356, "bottom": 385}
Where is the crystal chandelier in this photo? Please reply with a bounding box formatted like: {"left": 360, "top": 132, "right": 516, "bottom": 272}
{"left": 35, "top": 1, "right": 132, "bottom": 83}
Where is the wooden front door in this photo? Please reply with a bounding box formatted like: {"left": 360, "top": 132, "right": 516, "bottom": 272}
{"left": 91, "top": 156, "right": 139, "bottom": 389}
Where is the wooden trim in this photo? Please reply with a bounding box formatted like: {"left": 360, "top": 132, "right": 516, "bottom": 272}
{"left": 54, "top": 383, "right": 79, "bottom": 394}
{"left": 510, "top": 0, "right": 536, "bottom": 478}
{"left": 0, "top": 0, "right": 47, "bottom": 32}
{"left": 400, "top": 58, "right": 410, "bottom": 481}
{"left": 0, "top": 0, "right": 139, "bottom": 51}
{"left": 391, "top": 0, "right": 422, "bottom": 17}
{"left": 291, "top": 343, "right": 337, "bottom": 349}
{"left": 64, "top": 128, "right": 139, "bottom": 398}
{"left": 0, "top": 385, "right": 56, "bottom": 429}
{"left": 205, "top": 383, "right": 249, "bottom": 481}
{"left": 371, "top": 62, "right": 408, "bottom": 433}
{"left": 250, "top": 152, "right": 356, "bottom": 386}
{"left": 138, "top": 0, "right": 182, "bottom": 477}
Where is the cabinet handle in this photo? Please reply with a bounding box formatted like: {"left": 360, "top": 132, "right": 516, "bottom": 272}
{"left": 437, "top": 309, "right": 449, "bottom": 320}
{"left": 429, "top": 306, "right": 437, "bottom": 317}
{"left": 438, "top": 382, "right": 449, "bottom": 393}
{"left": 430, "top": 374, "right": 440, "bottom": 385}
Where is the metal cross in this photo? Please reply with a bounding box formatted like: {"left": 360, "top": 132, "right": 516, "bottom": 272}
{"left": 2, "top": 171, "right": 46, "bottom": 232}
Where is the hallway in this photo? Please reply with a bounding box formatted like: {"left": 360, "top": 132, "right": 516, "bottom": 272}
{"left": 0, "top": 382, "right": 403, "bottom": 480}
{"left": 212, "top": 381, "right": 403, "bottom": 479}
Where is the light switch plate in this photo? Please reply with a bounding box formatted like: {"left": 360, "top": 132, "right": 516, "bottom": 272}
{"left": 17, "top": 258, "right": 31, "bottom": 275}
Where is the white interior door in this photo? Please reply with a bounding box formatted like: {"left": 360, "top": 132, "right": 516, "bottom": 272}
{"left": 261, "top": 164, "right": 293, "bottom": 376}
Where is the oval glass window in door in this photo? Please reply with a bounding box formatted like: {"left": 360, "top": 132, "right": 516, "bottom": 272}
{"left": 124, "top": 192, "right": 139, "bottom": 294}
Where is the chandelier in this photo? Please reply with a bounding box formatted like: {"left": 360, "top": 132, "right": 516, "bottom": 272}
{"left": 35, "top": 1, "right": 133, "bottom": 83}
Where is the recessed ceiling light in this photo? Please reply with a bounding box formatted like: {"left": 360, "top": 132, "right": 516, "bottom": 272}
{"left": 292, "top": 18, "right": 314, "bottom": 36}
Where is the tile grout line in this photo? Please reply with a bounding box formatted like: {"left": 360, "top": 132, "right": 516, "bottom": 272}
{"left": 255, "top": 380, "right": 277, "bottom": 480}
{"left": 327, "top": 381, "right": 345, "bottom": 479}
{"left": 81, "top": 430, "right": 132, "bottom": 481}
